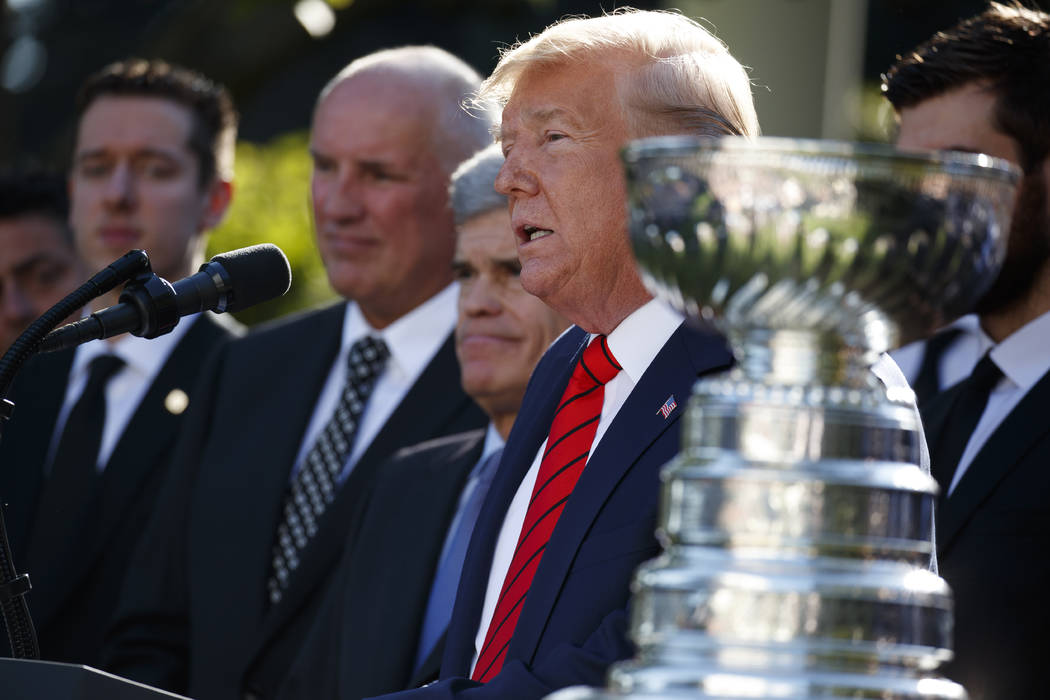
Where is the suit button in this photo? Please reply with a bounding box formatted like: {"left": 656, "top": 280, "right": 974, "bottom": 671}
{"left": 243, "top": 691, "right": 261, "bottom": 700}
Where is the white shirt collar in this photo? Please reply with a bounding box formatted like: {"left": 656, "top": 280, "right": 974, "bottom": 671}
{"left": 964, "top": 315, "right": 996, "bottom": 359}
{"left": 481, "top": 422, "right": 505, "bottom": 461}
{"left": 340, "top": 283, "right": 459, "bottom": 380}
{"left": 950, "top": 313, "right": 982, "bottom": 334}
{"left": 600, "top": 298, "right": 684, "bottom": 383}
{"left": 989, "top": 308, "right": 1050, "bottom": 392}
{"left": 71, "top": 312, "right": 198, "bottom": 379}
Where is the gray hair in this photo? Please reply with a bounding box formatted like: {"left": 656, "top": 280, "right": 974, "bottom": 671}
{"left": 320, "top": 46, "right": 495, "bottom": 170}
{"left": 449, "top": 144, "right": 507, "bottom": 225}
{"left": 479, "top": 8, "right": 759, "bottom": 139}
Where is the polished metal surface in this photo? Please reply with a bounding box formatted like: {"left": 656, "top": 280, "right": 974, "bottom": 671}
{"left": 623, "top": 136, "right": 1017, "bottom": 351}
{"left": 547, "top": 138, "right": 1017, "bottom": 700}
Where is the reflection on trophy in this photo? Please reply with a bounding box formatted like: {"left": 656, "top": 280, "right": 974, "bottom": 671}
{"left": 549, "top": 137, "right": 1018, "bottom": 699}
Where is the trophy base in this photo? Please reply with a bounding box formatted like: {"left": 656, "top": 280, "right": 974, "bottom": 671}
{"left": 547, "top": 667, "right": 966, "bottom": 699}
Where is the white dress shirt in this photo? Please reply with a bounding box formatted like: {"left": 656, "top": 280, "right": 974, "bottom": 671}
{"left": 947, "top": 309, "right": 1050, "bottom": 495}
{"left": 49, "top": 314, "right": 198, "bottom": 472}
{"left": 470, "top": 298, "right": 684, "bottom": 674}
{"left": 291, "top": 283, "right": 458, "bottom": 483}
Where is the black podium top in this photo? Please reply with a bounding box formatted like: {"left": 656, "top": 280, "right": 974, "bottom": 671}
{"left": 0, "top": 657, "right": 191, "bottom": 700}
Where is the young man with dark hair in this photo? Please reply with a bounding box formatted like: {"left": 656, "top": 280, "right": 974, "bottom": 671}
{"left": 75, "top": 59, "right": 237, "bottom": 192}
{"left": 71, "top": 58, "right": 237, "bottom": 297}
{"left": 884, "top": 4, "right": 1050, "bottom": 698}
{"left": 0, "top": 58, "right": 242, "bottom": 665}
{"left": 0, "top": 168, "right": 84, "bottom": 353}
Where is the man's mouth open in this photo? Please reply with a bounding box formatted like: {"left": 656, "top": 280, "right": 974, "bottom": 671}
{"left": 523, "top": 225, "right": 554, "bottom": 242}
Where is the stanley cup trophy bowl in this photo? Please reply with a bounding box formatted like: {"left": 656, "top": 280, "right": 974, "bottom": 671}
{"left": 548, "top": 137, "right": 1019, "bottom": 700}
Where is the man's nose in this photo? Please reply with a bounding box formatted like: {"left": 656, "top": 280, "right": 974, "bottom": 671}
{"left": 103, "top": 163, "right": 136, "bottom": 208}
{"left": 461, "top": 274, "right": 502, "bottom": 316}
{"left": 494, "top": 153, "right": 538, "bottom": 197}
{"left": 319, "top": 170, "right": 366, "bottom": 221}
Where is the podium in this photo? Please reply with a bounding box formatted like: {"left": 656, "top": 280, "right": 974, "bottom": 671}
{"left": 0, "top": 658, "right": 191, "bottom": 699}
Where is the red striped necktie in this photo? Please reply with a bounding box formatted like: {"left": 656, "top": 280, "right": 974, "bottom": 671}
{"left": 472, "top": 335, "right": 621, "bottom": 683}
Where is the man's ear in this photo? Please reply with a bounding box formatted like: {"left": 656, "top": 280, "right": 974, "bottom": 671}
{"left": 200, "top": 179, "right": 234, "bottom": 232}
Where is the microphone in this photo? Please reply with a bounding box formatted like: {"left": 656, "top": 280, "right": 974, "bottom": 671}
{"left": 37, "top": 244, "right": 291, "bottom": 353}
{"left": 173, "top": 243, "right": 292, "bottom": 314}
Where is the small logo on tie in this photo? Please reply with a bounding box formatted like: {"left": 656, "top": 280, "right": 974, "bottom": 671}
{"left": 656, "top": 394, "right": 677, "bottom": 419}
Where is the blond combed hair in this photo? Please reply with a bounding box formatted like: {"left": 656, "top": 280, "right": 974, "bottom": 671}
{"left": 479, "top": 7, "right": 759, "bottom": 139}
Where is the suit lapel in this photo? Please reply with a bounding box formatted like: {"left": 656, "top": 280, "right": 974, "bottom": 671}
{"left": 101, "top": 314, "right": 229, "bottom": 543}
{"left": 358, "top": 434, "right": 484, "bottom": 693}
{"left": 29, "top": 315, "right": 236, "bottom": 627}
{"left": 201, "top": 305, "right": 345, "bottom": 654}
{"left": 410, "top": 629, "right": 447, "bottom": 688}
{"left": 245, "top": 431, "right": 485, "bottom": 698}
{"left": 936, "top": 368, "right": 1050, "bottom": 555}
{"left": 508, "top": 324, "right": 731, "bottom": 663}
{"left": 441, "top": 327, "right": 588, "bottom": 675}
{"left": 0, "top": 350, "right": 74, "bottom": 558}
{"left": 920, "top": 385, "right": 956, "bottom": 473}
{"left": 251, "top": 332, "right": 483, "bottom": 660}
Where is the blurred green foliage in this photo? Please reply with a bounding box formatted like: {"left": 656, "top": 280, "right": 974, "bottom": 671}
{"left": 206, "top": 131, "right": 338, "bottom": 327}
{"left": 855, "top": 81, "right": 896, "bottom": 145}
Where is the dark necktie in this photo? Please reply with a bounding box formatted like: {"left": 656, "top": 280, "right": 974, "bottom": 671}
{"left": 28, "top": 354, "right": 125, "bottom": 564}
{"left": 930, "top": 352, "right": 1003, "bottom": 494}
{"left": 912, "top": 327, "right": 964, "bottom": 406}
{"left": 415, "top": 446, "right": 504, "bottom": 670}
{"left": 268, "top": 335, "right": 389, "bottom": 605}
{"left": 472, "top": 335, "right": 621, "bottom": 683}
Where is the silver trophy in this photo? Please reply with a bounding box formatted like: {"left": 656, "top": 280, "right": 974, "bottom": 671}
{"left": 549, "top": 137, "right": 1018, "bottom": 699}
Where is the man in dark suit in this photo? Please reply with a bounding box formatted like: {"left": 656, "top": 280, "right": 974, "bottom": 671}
{"left": 369, "top": 10, "right": 756, "bottom": 699}
{"left": 262, "top": 144, "right": 570, "bottom": 700}
{"left": 0, "top": 59, "right": 242, "bottom": 664}
{"left": 884, "top": 5, "right": 1050, "bottom": 698}
{"left": 103, "top": 47, "right": 492, "bottom": 699}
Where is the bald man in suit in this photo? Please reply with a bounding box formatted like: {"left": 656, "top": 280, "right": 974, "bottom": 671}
{"left": 103, "top": 48, "right": 493, "bottom": 700}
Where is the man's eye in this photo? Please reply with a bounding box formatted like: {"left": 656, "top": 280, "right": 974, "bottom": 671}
{"left": 143, "top": 161, "right": 178, "bottom": 179}
{"left": 78, "top": 161, "right": 110, "bottom": 178}
{"left": 33, "top": 262, "right": 69, "bottom": 287}
{"left": 312, "top": 156, "right": 336, "bottom": 172}
{"left": 363, "top": 166, "right": 402, "bottom": 182}
{"left": 452, "top": 263, "right": 475, "bottom": 280}
{"left": 545, "top": 132, "right": 567, "bottom": 143}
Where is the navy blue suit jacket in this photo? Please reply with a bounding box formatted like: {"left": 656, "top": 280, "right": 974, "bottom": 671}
{"left": 372, "top": 322, "right": 732, "bottom": 699}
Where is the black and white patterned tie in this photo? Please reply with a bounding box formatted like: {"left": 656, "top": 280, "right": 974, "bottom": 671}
{"left": 267, "top": 335, "right": 389, "bottom": 604}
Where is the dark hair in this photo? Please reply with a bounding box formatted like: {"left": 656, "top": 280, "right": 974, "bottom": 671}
{"left": 882, "top": 2, "right": 1050, "bottom": 174}
{"left": 76, "top": 58, "right": 238, "bottom": 187}
{"left": 0, "top": 168, "right": 72, "bottom": 244}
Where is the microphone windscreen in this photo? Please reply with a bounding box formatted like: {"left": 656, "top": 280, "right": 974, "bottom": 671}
{"left": 211, "top": 244, "right": 292, "bottom": 312}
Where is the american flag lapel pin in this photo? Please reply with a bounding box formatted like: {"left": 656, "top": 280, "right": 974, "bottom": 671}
{"left": 656, "top": 394, "right": 678, "bottom": 419}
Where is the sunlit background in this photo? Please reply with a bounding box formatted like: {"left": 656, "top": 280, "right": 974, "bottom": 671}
{"left": 2, "top": 0, "right": 1038, "bottom": 324}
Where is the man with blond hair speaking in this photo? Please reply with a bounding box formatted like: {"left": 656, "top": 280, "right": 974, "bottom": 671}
{"left": 372, "top": 9, "right": 754, "bottom": 700}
